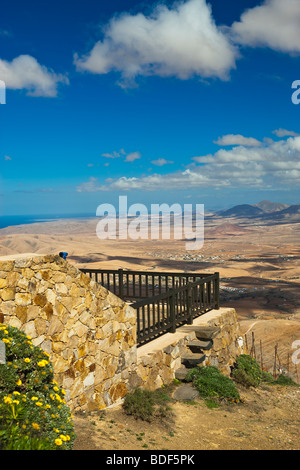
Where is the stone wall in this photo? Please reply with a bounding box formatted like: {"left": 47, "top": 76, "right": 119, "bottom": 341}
{"left": 0, "top": 254, "right": 244, "bottom": 412}
{"left": 0, "top": 254, "right": 137, "bottom": 412}
{"left": 132, "top": 308, "right": 244, "bottom": 391}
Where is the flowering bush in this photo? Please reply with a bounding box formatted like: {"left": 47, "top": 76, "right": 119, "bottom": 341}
{"left": 0, "top": 324, "right": 75, "bottom": 450}
{"left": 231, "top": 354, "right": 263, "bottom": 388}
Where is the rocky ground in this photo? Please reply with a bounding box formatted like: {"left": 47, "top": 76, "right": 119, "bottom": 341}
{"left": 73, "top": 381, "right": 300, "bottom": 451}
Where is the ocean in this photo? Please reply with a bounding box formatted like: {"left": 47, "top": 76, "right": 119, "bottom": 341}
{"left": 0, "top": 213, "right": 95, "bottom": 230}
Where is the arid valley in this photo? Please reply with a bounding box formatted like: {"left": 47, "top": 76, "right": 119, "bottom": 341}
{"left": 1, "top": 201, "right": 300, "bottom": 450}
{"left": 1, "top": 201, "right": 300, "bottom": 382}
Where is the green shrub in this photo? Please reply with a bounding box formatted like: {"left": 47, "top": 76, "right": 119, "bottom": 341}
{"left": 262, "top": 371, "right": 275, "bottom": 383}
{"left": 231, "top": 355, "right": 262, "bottom": 388}
{"left": 0, "top": 324, "right": 75, "bottom": 450}
{"left": 186, "top": 366, "right": 240, "bottom": 403}
{"left": 122, "top": 387, "right": 172, "bottom": 422}
{"left": 275, "top": 374, "right": 298, "bottom": 386}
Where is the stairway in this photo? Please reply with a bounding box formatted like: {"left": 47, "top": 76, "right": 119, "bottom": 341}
{"left": 175, "top": 326, "right": 220, "bottom": 381}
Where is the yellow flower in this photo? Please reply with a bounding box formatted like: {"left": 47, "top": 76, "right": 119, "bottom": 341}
{"left": 60, "top": 434, "right": 68, "bottom": 441}
{"left": 3, "top": 396, "right": 12, "bottom": 404}
{"left": 2, "top": 338, "right": 9, "bottom": 344}
{"left": 44, "top": 404, "right": 51, "bottom": 410}
{"left": 26, "top": 335, "right": 32, "bottom": 340}
{"left": 53, "top": 386, "right": 59, "bottom": 392}
{"left": 16, "top": 379, "right": 22, "bottom": 386}
{"left": 24, "top": 358, "right": 31, "bottom": 363}
{"left": 55, "top": 438, "right": 63, "bottom": 446}
{"left": 35, "top": 402, "right": 43, "bottom": 407}
{"left": 37, "top": 360, "right": 48, "bottom": 367}
{"left": 31, "top": 396, "right": 38, "bottom": 401}
{"left": 53, "top": 428, "right": 60, "bottom": 433}
{"left": 13, "top": 391, "right": 20, "bottom": 395}
{"left": 32, "top": 423, "right": 40, "bottom": 430}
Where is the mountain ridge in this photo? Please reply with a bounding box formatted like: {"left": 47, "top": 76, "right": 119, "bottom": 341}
{"left": 218, "top": 200, "right": 300, "bottom": 221}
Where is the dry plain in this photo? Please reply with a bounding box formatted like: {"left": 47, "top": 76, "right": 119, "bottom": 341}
{"left": 1, "top": 213, "right": 300, "bottom": 377}
{"left": 1, "top": 211, "right": 300, "bottom": 451}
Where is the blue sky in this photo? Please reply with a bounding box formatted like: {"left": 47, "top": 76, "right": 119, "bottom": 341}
{"left": 1, "top": 0, "right": 300, "bottom": 216}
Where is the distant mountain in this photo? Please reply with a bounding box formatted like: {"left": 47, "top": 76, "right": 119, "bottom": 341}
{"left": 263, "top": 204, "right": 300, "bottom": 220}
{"left": 219, "top": 204, "right": 264, "bottom": 218}
{"left": 253, "top": 200, "right": 290, "bottom": 213}
{"left": 218, "top": 201, "right": 300, "bottom": 222}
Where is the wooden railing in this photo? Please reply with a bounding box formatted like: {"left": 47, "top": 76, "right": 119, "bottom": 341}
{"left": 81, "top": 268, "right": 219, "bottom": 345}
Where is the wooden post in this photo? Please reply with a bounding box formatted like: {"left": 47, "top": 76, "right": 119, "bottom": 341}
{"left": 260, "top": 340, "right": 264, "bottom": 371}
{"left": 169, "top": 290, "right": 176, "bottom": 333}
{"left": 245, "top": 334, "right": 248, "bottom": 354}
{"left": 214, "top": 272, "right": 220, "bottom": 309}
{"left": 118, "top": 269, "right": 124, "bottom": 299}
{"left": 187, "top": 286, "right": 193, "bottom": 325}
{"left": 273, "top": 344, "right": 278, "bottom": 379}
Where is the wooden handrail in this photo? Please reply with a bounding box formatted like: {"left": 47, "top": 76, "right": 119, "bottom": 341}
{"left": 80, "top": 267, "right": 220, "bottom": 345}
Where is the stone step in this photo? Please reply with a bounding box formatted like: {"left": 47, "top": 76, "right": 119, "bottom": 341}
{"left": 193, "top": 326, "right": 220, "bottom": 341}
{"left": 172, "top": 383, "right": 200, "bottom": 401}
{"left": 175, "top": 367, "right": 190, "bottom": 381}
{"left": 181, "top": 353, "right": 206, "bottom": 368}
{"left": 187, "top": 339, "right": 213, "bottom": 352}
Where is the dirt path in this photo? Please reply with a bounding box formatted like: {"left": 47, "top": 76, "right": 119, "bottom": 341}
{"left": 73, "top": 383, "right": 300, "bottom": 451}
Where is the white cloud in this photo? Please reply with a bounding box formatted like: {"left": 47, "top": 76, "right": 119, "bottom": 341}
{"left": 4, "top": 155, "right": 12, "bottom": 161}
{"left": 151, "top": 158, "right": 174, "bottom": 166}
{"left": 101, "top": 149, "right": 126, "bottom": 159}
{"left": 0, "top": 54, "right": 68, "bottom": 97}
{"left": 101, "top": 149, "right": 140, "bottom": 162}
{"left": 75, "top": 0, "right": 238, "bottom": 86}
{"left": 77, "top": 136, "right": 300, "bottom": 193}
{"left": 231, "top": 0, "right": 300, "bottom": 54}
{"left": 125, "top": 151, "right": 141, "bottom": 162}
{"left": 272, "top": 128, "right": 300, "bottom": 138}
{"left": 214, "top": 134, "right": 262, "bottom": 147}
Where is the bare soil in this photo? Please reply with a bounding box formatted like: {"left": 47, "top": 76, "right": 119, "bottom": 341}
{"left": 72, "top": 382, "right": 300, "bottom": 451}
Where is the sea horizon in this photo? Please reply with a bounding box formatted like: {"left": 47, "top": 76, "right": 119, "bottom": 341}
{"left": 0, "top": 213, "right": 96, "bottom": 230}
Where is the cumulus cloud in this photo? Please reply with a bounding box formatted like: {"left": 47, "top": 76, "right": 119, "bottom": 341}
{"left": 231, "top": 0, "right": 300, "bottom": 54}
{"left": 0, "top": 54, "right": 68, "bottom": 97}
{"left": 101, "top": 149, "right": 126, "bottom": 159}
{"left": 214, "top": 134, "right": 262, "bottom": 147}
{"left": 272, "top": 128, "right": 300, "bottom": 138}
{"left": 151, "top": 158, "right": 174, "bottom": 166}
{"left": 74, "top": 0, "right": 238, "bottom": 86}
{"left": 77, "top": 136, "right": 300, "bottom": 193}
{"left": 101, "top": 149, "right": 141, "bottom": 162}
{"left": 125, "top": 151, "right": 141, "bottom": 162}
